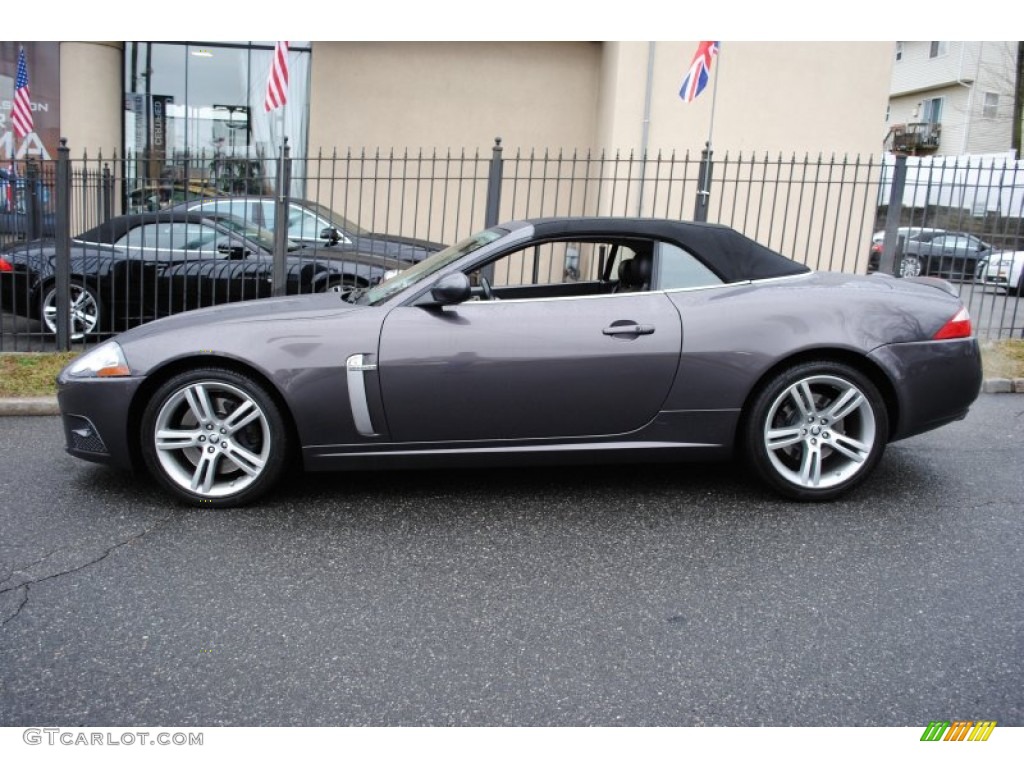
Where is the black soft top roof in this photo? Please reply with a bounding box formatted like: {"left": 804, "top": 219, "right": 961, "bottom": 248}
{"left": 76, "top": 212, "right": 229, "bottom": 244}
{"left": 519, "top": 217, "right": 810, "bottom": 283}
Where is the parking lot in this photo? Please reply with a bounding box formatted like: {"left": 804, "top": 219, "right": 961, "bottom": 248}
{"left": 0, "top": 394, "right": 1021, "bottom": 727}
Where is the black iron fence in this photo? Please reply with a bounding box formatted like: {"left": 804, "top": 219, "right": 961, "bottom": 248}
{"left": 1, "top": 139, "right": 1022, "bottom": 353}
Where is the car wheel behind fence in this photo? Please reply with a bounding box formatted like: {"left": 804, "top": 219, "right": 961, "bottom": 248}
{"left": 898, "top": 254, "right": 922, "bottom": 279}
{"left": 40, "top": 280, "right": 102, "bottom": 339}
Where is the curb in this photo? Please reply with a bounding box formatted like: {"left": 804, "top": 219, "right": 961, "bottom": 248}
{"left": 1, "top": 380, "right": 1022, "bottom": 418}
{"left": 0, "top": 397, "right": 60, "bottom": 416}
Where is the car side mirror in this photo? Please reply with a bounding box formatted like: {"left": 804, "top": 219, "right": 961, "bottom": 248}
{"left": 429, "top": 272, "right": 471, "bottom": 305}
{"left": 217, "top": 242, "right": 250, "bottom": 259}
{"left": 320, "top": 226, "right": 341, "bottom": 244}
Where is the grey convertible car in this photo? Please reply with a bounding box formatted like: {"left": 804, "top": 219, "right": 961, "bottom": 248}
{"left": 56, "top": 217, "right": 983, "bottom": 507}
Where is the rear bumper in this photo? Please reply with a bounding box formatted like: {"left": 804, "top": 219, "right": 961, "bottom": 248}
{"left": 869, "top": 337, "right": 982, "bottom": 441}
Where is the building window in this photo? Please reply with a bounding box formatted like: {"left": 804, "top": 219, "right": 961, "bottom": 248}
{"left": 123, "top": 41, "right": 312, "bottom": 200}
{"left": 983, "top": 92, "right": 999, "bottom": 118}
{"left": 895, "top": 42, "right": 903, "bottom": 61}
{"left": 929, "top": 41, "right": 948, "bottom": 58}
{"left": 921, "top": 97, "right": 943, "bottom": 125}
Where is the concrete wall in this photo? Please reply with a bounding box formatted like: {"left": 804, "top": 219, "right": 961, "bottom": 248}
{"left": 59, "top": 42, "right": 122, "bottom": 157}
{"left": 308, "top": 42, "right": 602, "bottom": 155}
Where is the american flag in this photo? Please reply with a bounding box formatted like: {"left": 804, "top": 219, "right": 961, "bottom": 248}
{"left": 11, "top": 46, "right": 34, "bottom": 138}
{"left": 264, "top": 41, "right": 290, "bottom": 112}
{"left": 679, "top": 41, "right": 719, "bottom": 103}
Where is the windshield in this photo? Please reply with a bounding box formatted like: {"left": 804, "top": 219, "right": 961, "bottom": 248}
{"left": 300, "top": 200, "right": 368, "bottom": 236}
{"left": 357, "top": 227, "right": 508, "bottom": 305}
{"left": 214, "top": 214, "right": 299, "bottom": 252}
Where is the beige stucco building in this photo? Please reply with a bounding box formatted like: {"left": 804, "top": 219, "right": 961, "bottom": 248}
{"left": 52, "top": 41, "right": 892, "bottom": 159}
{"left": 6, "top": 41, "right": 895, "bottom": 271}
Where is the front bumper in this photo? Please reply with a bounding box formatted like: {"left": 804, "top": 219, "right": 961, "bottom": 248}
{"left": 57, "top": 376, "right": 146, "bottom": 469}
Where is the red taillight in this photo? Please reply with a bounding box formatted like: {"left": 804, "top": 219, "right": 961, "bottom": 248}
{"left": 870, "top": 243, "right": 882, "bottom": 254}
{"left": 0, "top": 257, "right": 13, "bottom": 273}
{"left": 933, "top": 306, "right": 972, "bottom": 340}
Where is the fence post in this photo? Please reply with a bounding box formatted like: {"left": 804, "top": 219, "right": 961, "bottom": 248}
{"left": 485, "top": 137, "right": 503, "bottom": 227}
{"left": 102, "top": 163, "right": 113, "bottom": 222}
{"left": 693, "top": 142, "right": 713, "bottom": 222}
{"left": 272, "top": 138, "right": 292, "bottom": 297}
{"left": 878, "top": 153, "right": 908, "bottom": 276}
{"left": 25, "top": 161, "right": 41, "bottom": 240}
{"left": 54, "top": 139, "right": 71, "bottom": 352}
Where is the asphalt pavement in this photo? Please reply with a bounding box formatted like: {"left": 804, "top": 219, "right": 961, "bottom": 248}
{"left": 0, "top": 395, "right": 1022, "bottom": 726}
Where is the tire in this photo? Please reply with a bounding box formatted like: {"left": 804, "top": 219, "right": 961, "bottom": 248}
{"left": 1009, "top": 271, "right": 1024, "bottom": 298}
{"left": 140, "top": 368, "right": 290, "bottom": 507}
{"left": 898, "top": 254, "right": 922, "bottom": 278}
{"left": 743, "top": 361, "right": 888, "bottom": 501}
{"left": 40, "top": 280, "right": 102, "bottom": 339}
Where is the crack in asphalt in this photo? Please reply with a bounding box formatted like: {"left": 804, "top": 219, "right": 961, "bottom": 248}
{"left": 0, "top": 548, "right": 59, "bottom": 593}
{"left": 0, "top": 514, "right": 175, "bottom": 627}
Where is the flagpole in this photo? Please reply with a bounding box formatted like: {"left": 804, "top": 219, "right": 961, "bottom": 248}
{"left": 694, "top": 45, "right": 720, "bottom": 223}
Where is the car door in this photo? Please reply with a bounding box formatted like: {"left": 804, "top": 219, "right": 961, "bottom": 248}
{"left": 375, "top": 241, "right": 683, "bottom": 444}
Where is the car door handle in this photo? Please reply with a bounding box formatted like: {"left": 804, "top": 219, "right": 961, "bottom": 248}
{"left": 603, "top": 323, "right": 655, "bottom": 336}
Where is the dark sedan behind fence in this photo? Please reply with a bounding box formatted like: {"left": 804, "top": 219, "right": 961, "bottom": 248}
{"left": 2, "top": 141, "right": 1023, "bottom": 351}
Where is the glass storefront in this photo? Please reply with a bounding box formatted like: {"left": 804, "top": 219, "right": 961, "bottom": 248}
{"left": 122, "top": 41, "right": 310, "bottom": 205}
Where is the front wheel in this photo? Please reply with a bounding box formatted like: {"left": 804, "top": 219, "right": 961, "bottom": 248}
{"left": 743, "top": 362, "right": 888, "bottom": 501}
{"left": 140, "top": 368, "right": 290, "bottom": 507}
{"left": 898, "top": 254, "right": 922, "bottom": 278}
{"left": 40, "top": 280, "right": 102, "bottom": 339}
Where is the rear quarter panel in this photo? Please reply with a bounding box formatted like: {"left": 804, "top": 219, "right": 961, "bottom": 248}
{"left": 663, "top": 272, "right": 972, "bottom": 416}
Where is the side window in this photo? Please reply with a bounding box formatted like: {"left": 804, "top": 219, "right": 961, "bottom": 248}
{"left": 114, "top": 223, "right": 162, "bottom": 249}
{"left": 178, "top": 223, "right": 222, "bottom": 252}
{"left": 478, "top": 240, "right": 641, "bottom": 296}
{"left": 656, "top": 242, "right": 723, "bottom": 290}
{"left": 196, "top": 199, "right": 251, "bottom": 224}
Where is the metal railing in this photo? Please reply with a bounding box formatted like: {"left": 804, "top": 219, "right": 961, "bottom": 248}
{"left": 2, "top": 140, "right": 1022, "bottom": 353}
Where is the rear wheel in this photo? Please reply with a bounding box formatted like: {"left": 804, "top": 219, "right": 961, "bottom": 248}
{"left": 743, "top": 361, "right": 888, "bottom": 501}
{"left": 140, "top": 368, "right": 290, "bottom": 507}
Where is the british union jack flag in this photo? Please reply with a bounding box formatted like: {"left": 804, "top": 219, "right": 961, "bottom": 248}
{"left": 679, "top": 41, "right": 720, "bottom": 103}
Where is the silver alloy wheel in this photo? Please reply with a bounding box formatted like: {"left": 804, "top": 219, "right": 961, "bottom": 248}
{"left": 152, "top": 380, "right": 271, "bottom": 498}
{"left": 762, "top": 374, "right": 877, "bottom": 490}
{"left": 898, "top": 254, "right": 922, "bottom": 278}
{"left": 41, "top": 282, "right": 100, "bottom": 339}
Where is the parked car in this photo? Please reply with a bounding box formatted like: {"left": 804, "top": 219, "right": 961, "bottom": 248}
{"left": 169, "top": 196, "right": 446, "bottom": 263}
{"left": 1, "top": 167, "right": 56, "bottom": 240}
{"left": 977, "top": 250, "right": 1024, "bottom": 296}
{"left": 127, "top": 181, "right": 225, "bottom": 213}
{"left": 897, "top": 230, "right": 992, "bottom": 280}
{"left": 54, "top": 216, "right": 982, "bottom": 508}
{"left": 0, "top": 211, "right": 405, "bottom": 339}
{"left": 866, "top": 227, "right": 942, "bottom": 273}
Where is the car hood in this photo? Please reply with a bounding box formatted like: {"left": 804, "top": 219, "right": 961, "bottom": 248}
{"left": 113, "top": 292, "right": 365, "bottom": 344}
{"left": 341, "top": 234, "right": 444, "bottom": 263}
{"left": 294, "top": 243, "right": 408, "bottom": 270}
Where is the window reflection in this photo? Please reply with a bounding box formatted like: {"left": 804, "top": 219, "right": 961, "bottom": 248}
{"left": 123, "top": 42, "right": 309, "bottom": 203}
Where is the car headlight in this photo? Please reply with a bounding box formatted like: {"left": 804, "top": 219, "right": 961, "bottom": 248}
{"left": 64, "top": 341, "right": 131, "bottom": 378}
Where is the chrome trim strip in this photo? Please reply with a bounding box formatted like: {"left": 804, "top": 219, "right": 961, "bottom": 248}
{"left": 346, "top": 354, "right": 379, "bottom": 437}
{"left": 316, "top": 440, "right": 721, "bottom": 458}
